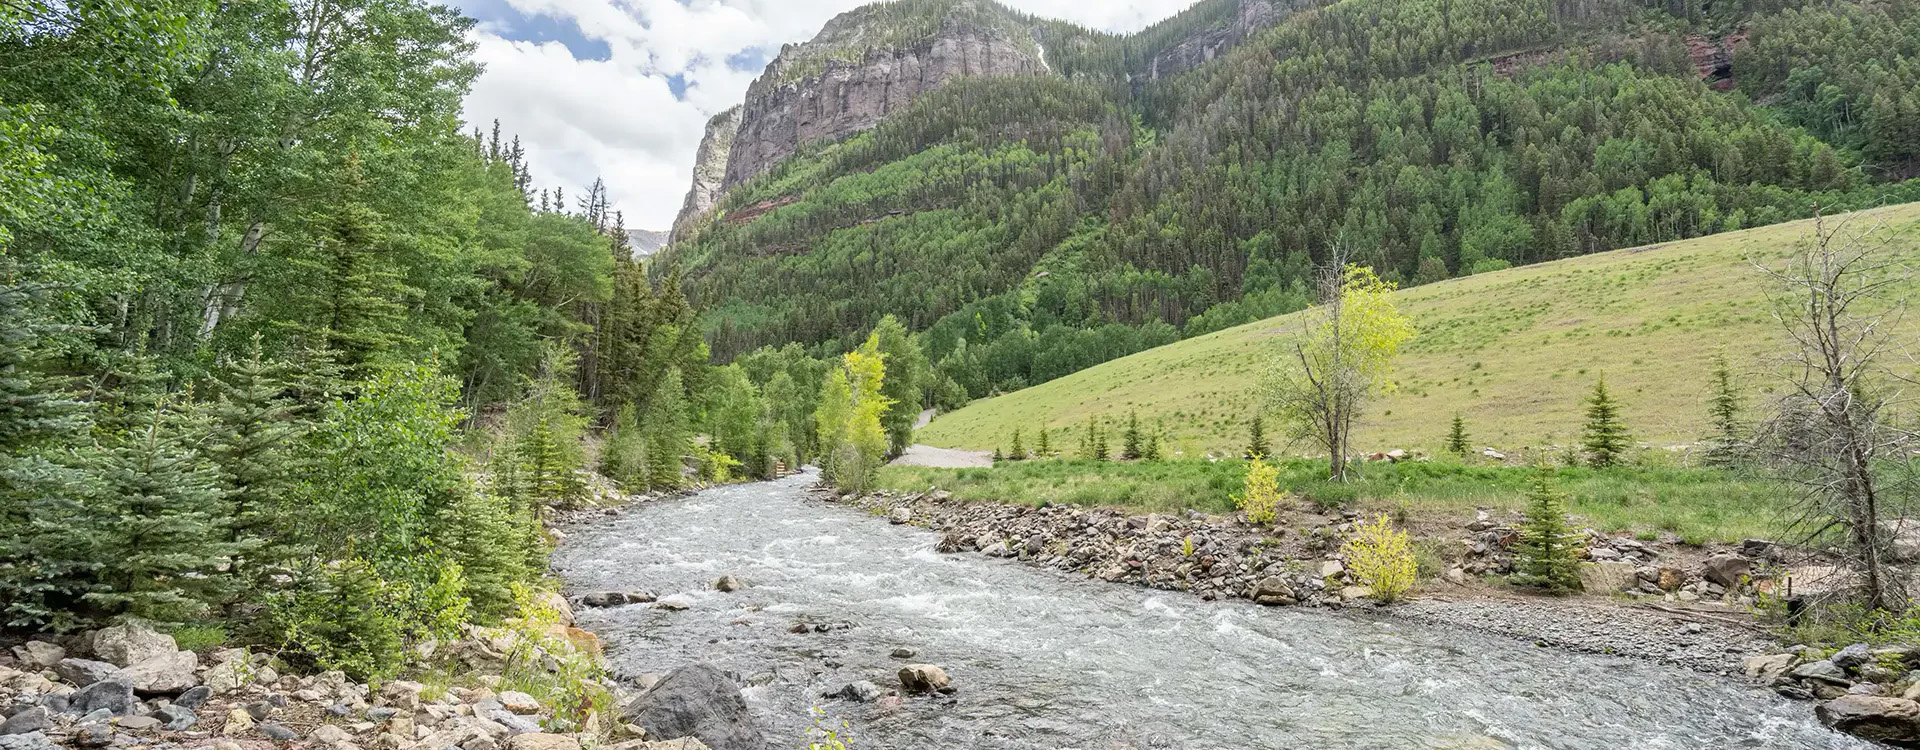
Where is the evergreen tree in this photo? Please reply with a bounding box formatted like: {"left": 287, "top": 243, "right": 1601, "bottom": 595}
{"left": 645, "top": 369, "right": 691, "bottom": 491}
{"left": 1581, "top": 376, "right": 1630, "bottom": 468}
{"left": 1703, "top": 352, "right": 1746, "bottom": 467}
{"left": 1446, "top": 413, "right": 1471, "bottom": 455}
{"left": 1035, "top": 425, "right": 1052, "bottom": 458}
{"left": 1092, "top": 419, "right": 1110, "bottom": 461}
{"left": 0, "top": 274, "right": 95, "bottom": 630}
{"left": 516, "top": 415, "right": 587, "bottom": 510}
{"left": 1245, "top": 413, "right": 1270, "bottom": 459}
{"left": 1009, "top": 428, "right": 1025, "bottom": 460}
{"left": 1121, "top": 410, "right": 1143, "bottom": 460}
{"left": 303, "top": 154, "right": 406, "bottom": 374}
{"left": 206, "top": 335, "right": 298, "bottom": 566}
{"left": 992, "top": 446, "right": 1005, "bottom": 462}
{"left": 83, "top": 400, "right": 237, "bottom": 623}
{"left": 1079, "top": 420, "right": 1095, "bottom": 459}
{"left": 1143, "top": 420, "right": 1164, "bottom": 460}
{"left": 1511, "top": 471, "right": 1584, "bottom": 594}
{"left": 433, "top": 486, "right": 536, "bottom": 621}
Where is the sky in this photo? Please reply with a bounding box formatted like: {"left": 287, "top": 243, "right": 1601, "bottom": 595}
{"left": 451, "top": 0, "right": 1202, "bottom": 230}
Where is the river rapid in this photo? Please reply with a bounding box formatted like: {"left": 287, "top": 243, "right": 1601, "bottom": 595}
{"left": 553, "top": 472, "right": 1864, "bottom": 750}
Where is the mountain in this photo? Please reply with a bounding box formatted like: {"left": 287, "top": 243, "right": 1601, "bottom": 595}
{"left": 664, "top": 0, "right": 1920, "bottom": 405}
{"left": 915, "top": 203, "right": 1920, "bottom": 455}
{"left": 629, "top": 229, "right": 669, "bottom": 257}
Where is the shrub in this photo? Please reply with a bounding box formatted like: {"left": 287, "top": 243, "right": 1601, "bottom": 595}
{"left": 1341, "top": 514, "right": 1418, "bottom": 603}
{"left": 501, "top": 584, "right": 613, "bottom": 734}
{"left": 1511, "top": 471, "right": 1585, "bottom": 593}
{"left": 1235, "top": 456, "right": 1283, "bottom": 524}
{"left": 263, "top": 559, "right": 408, "bottom": 682}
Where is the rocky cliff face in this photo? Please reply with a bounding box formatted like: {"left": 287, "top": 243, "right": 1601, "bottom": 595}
{"left": 1141, "top": 0, "right": 1286, "bottom": 83}
{"left": 669, "top": 106, "right": 742, "bottom": 244}
{"left": 719, "top": 2, "right": 1052, "bottom": 192}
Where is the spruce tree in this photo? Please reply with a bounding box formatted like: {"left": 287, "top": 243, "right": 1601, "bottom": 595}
{"left": 992, "top": 446, "right": 1004, "bottom": 462}
{"left": 206, "top": 336, "right": 298, "bottom": 567}
{"left": 644, "top": 369, "right": 690, "bottom": 490}
{"left": 1703, "top": 353, "right": 1745, "bottom": 467}
{"left": 1143, "top": 420, "right": 1164, "bottom": 461}
{"left": 1446, "top": 413, "right": 1471, "bottom": 455}
{"left": 83, "top": 400, "right": 237, "bottom": 622}
{"left": 1092, "top": 419, "right": 1110, "bottom": 461}
{"left": 434, "top": 486, "right": 535, "bottom": 621}
{"left": 1035, "top": 425, "right": 1051, "bottom": 458}
{"left": 1511, "top": 471, "right": 1584, "bottom": 594}
{"left": 1009, "top": 428, "right": 1024, "bottom": 460}
{"left": 1079, "top": 420, "right": 1095, "bottom": 459}
{"left": 1246, "top": 413, "right": 1270, "bottom": 459}
{"left": 0, "top": 274, "right": 96, "bottom": 630}
{"left": 516, "top": 415, "right": 587, "bottom": 509}
{"left": 1581, "top": 376, "right": 1629, "bottom": 468}
{"left": 1121, "top": 411, "right": 1143, "bottom": 460}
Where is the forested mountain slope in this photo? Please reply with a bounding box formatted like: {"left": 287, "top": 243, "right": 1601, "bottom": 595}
{"left": 665, "top": 0, "right": 1920, "bottom": 407}
{"left": 914, "top": 203, "right": 1920, "bottom": 456}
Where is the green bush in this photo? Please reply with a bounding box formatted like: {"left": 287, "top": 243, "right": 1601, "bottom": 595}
{"left": 263, "top": 559, "right": 409, "bottom": 682}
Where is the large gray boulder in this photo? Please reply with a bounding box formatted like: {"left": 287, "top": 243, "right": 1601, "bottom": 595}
{"left": 1817, "top": 695, "right": 1920, "bottom": 746}
{"left": 67, "top": 679, "right": 136, "bottom": 716}
{"left": 115, "top": 650, "right": 198, "bottom": 694}
{"left": 621, "top": 664, "right": 763, "bottom": 750}
{"left": 90, "top": 622, "right": 176, "bottom": 668}
{"left": 54, "top": 659, "right": 120, "bottom": 687}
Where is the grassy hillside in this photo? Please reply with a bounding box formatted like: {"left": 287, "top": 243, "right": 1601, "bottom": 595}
{"left": 917, "top": 203, "right": 1920, "bottom": 458}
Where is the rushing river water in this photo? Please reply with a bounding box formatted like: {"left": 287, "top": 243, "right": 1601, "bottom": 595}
{"left": 553, "top": 472, "right": 1864, "bottom": 750}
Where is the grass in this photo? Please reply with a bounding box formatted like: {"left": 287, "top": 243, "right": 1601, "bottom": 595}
{"left": 168, "top": 623, "right": 229, "bottom": 652}
{"left": 876, "top": 456, "right": 1790, "bottom": 543}
{"left": 916, "top": 204, "right": 1920, "bottom": 459}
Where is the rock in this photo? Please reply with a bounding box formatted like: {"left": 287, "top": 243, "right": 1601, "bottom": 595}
{"left": 0, "top": 707, "right": 49, "bottom": 736}
{"left": 0, "top": 733, "right": 56, "bottom": 750}
{"left": 579, "top": 592, "right": 655, "bottom": 608}
{"left": 1481, "top": 448, "right": 1506, "bottom": 461}
{"left": 620, "top": 663, "right": 764, "bottom": 750}
{"left": 980, "top": 541, "right": 1011, "bottom": 558}
{"left": 1443, "top": 567, "right": 1469, "bottom": 586}
{"left": 889, "top": 507, "right": 912, "bottom": 525}
{"left": 489, "top": 708, "right": 544, "bottom": 735}
{"left": 202, "top": 660, "right": 247, "bottom": 695}
{"left": 90, "top": 622, "right": 177, "bottom": 668}
{"left": 173, "top": 685, "right": 211, "bottom": 709}
{"left": 533, "top": 590, "right": 575, "bottom": 626}
{"left": 47, "top": 659, "right": 113, "bottom": 688}
{"left": 1886, "top": 519, "right": 1920, "bottom": 563}
{"left": 71, "top": 726, "right": 112, "bottom": 748}
{"left": 1833, "top": 643, "right": 1874, "bottom": 670}
{"left": 897, "top": 664, "right": 950, "bottom": 694}
{"left": 1317, "top": 560, "right": 1346, "bottom": 579}
{"left": 655, "top": 596, "right": 693, "bottom": 611}
{"left": 1744, "top": 653, "right": 1798, "bottom": 682}
{"left": 68, "top": 679, "right": 137, "bottom": 716}
{"left": 713, "top": 575, "right": 746, "bottom": 592}
{"left": 509, "top": 735, "right": 582, "bottom": 750}
{"left": 222, "top": 708, "right": 254, "bottom": 735}
{"left": 311, "top": 723, "right": 354, "bottom": 744}
{"left": 1578, "top": 561, "right": 1638, "bottom": 593}
{"left": 245, "top": 701, "right": 274, "bottom": 720}
{"left": 1657, "top": 567, "right": 1686, "bottom": 591}
{"left": 380, "top": 680, "right": 425, "bottom": 710}
{"left": 499, "top": 691, "right": 541, "bottom": 714}
{"left": 9, "top": 643, "right": 62, "bottom": 670}
{"left": 152, "top": 705, "right": 197, "bottom": 730}
{"left": 1792, "top": 660, "right": 1851, "bottom": 686}
{"left": 1249, "top": 576, "right": 1296, "bottom": 606}
{"left": 1338, "top": 585, "right": 1374, "bottom": 602}
{"left": 115, "top": 650, "right": 198, "bottom": 694}
{"left": 838, "top": 681, "right": 884, "bottom": 703}
{"left": 1587, "top": 547, "right": 1623, "bottom": 561}
{"left": 1701, "top": 554, "right": 1755, "bottom": 588}
{"left": 116, "top": 715, "right": 161, "bottom": 730}
{"left": 1816, "top": 695, "right": 1920, "bottom": 745}
{"left": 889, "top": 648, "right": 916, "bottom": 659}
{"left": 258, "top": 723, "right": 300, "bottom": 741}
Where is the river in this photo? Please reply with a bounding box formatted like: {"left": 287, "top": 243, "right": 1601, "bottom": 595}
{"left": 552, "top": 472, "right": 1864, "bottom": 749}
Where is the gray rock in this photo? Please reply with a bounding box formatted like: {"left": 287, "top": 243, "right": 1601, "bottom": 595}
{"left": 712, "top": 575, "right": 745, "bottom": 593}
{"left": 620, "top": 663, "right": 763, "bottom": 750}
{"left": 889, "top": 648, "right": 916, "bottom": 659}
{"left": 0, "top": 732, "right": 56, "bottom": 750}
{"left": 1250, "top": 576, "right": 1296, "bottom": 606}
{"left": 368, "top": 706, "right": 400, "bottom": 721}
{"left": 838, "top": 681, "right": 884, "bottom": 702}
{"left": 0, "top": 707, "right": 49, "bottom": 736}
{"left": 487, "top": 709, "right": 543, "bottom": 735}
{"left": 10, "top": 643, "right": 63, "bottom": 670}
{"left": 71, "top": 726, "right": 113, "bottom": 748}
{"left": 115, "top": 715, "right": 160, "bottom": 730}
{"left": 90, "top": 622, "right": 177, "bottom": 668}
{"left": 79, "top": 709, "right": 112, "bottom": 723}
{"left": 257, "top": 723, "right": 300, "bottom": 741}
{"left": 1817, "top": 695, "right": 1920, "bottom": 745}
{"left": 68, "top": 680, "right": 136, "bottom": 717}
{"left": 980, "top": 541, "right": 1012, "bottom": 558}
{"left": 172, "top": 685, "right": 211, "bottom": 709}
{"left": 1700, "top": 554, "right": 1754, "bottom": 588}
{"left": 54, "top": 659, "right": 121, "bottom": 687}
{"left": 888, "top": 507, "right": 912, "bottom": 525}
{"left": 115, "top": 651, "right": 198, "bottom": 694}
{"left": 897, "top": 664, "right": 950, "bottom": 694}
{"left": 325, "top": 704, "right": 351, "bottom": 717}
{"left": 245, "top": 701, "right": 274, "bottom": 720}
{"left": 1792, "top": 660, "right": 1851, "bottom": 686}
{"left": 1832, "top": 643, "right": 1874, "bottom": 670}
{"left": 152, "top": 705, "right": 196, "bottom": 730}
{"left": 36, "top": 697, "right": 64, "bottom": 716}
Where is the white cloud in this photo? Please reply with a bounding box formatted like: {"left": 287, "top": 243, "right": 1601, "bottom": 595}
{"left": 459, "top": 0, "right": 1202, "bottom": 229}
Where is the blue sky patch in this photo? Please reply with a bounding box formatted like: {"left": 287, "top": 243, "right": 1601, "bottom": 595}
{"left": 450, "top": 0, "right": 612, "bottom": 62}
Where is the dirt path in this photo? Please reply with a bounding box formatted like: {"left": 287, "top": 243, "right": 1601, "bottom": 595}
{"left": 889, "top": 443, "right": 993, "bottom": 468}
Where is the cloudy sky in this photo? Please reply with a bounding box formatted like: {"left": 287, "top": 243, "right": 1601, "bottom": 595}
{"left": 450, "top": 0, "right": 1201, "bottom": 230}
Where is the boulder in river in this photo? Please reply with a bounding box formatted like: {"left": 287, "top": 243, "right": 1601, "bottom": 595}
{"left": 1249, "top": 576, "right": 1296, "bottom": 606}
{"left": 1816, "top": 695, "right": 1920, "bottom": 746}
{"left": 713, "top": 575, "right": 746, "bottom": 593}
{"left": 898, "top": 664, "right": 950, "bottom": 694}
{"left": 621, "top": 663, "right": 764, "bottom": 750}
{"left": 889, "top": 507, "right": 912, "bottom": 525}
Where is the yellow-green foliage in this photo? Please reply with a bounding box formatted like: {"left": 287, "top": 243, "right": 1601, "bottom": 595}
{"left": 1234, "top": 456, "right": 1283, "bottom": 524}
{"left": 917, "top": 205, "right": 1920, "bottom": 456}
{"left": 817, "top": 334, "right": 894, "bottom": 491}
{"left": 1342, "top": 514, "right": 1418, "bottom": 603}
{"left": 806, "top": 706, "right": 855, "bottom": 750}
{"left": 501, "top": 584, "right": 613, "bottom": 735}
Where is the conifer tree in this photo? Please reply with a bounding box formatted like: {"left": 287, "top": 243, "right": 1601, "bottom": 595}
{"left": 305, "top": 154, "right": 405, "bottom": 374}
{"left": 1092, "top": 418, "right": 1110, "bottom": 461}
{"left": 1035, "top": 425, "right": 1051, "bottom": 458}
{"left": 645, "top": 369, "right": 690, "bottom": 490}
{"left": 1079, "top": 420, "right": 1095, "bottom": 459}
{"left": 1702, "top": 352, "right": 1745, "bottom": 467}
{"left": 1245, "top": 413, "right": 1270, "bottom": 459}
{"left": 1121, "top": 411, "right": 1143, "bottom": 460}
{"left": 0, "top": 274, "right": 95, "bottom": 630}
{"left": 992, "top": 446, "right": 1004, "bottom": 462}
{"left": 516, "top": 415, "right": 587, "bottom": 509}
{"left": 206, "top": 336, "right": 298, "bottom": 566}
{"left": 1511, "top": 471, "right": 1583, "bottom": 594}
{"left": 84, "top": 400, "right": 237, "bottom": 622}
{"left": 1446, "top": 413, "right": 1471, "bottom": 456}
{"left": 433, "top": 486, "right": 536, "bottom": 621}
{"left": 1581, "top": 376, "right": 1629, "bottom": 468}
{"left": 1143, "top": 420, "right": 1164, "bottom": 461}
{"left": 1009, "top": 428, "right": 1024, "bottom": 460}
